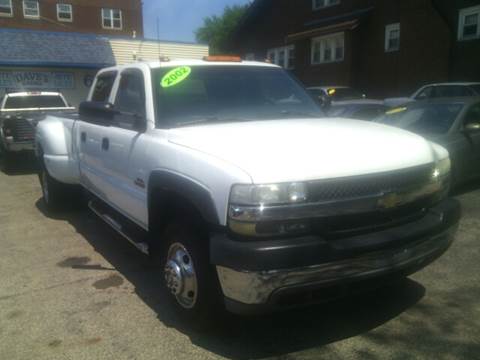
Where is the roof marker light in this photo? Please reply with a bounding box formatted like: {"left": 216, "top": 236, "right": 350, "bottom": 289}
{"left": 203, "top": 55, "right": 242, "bottom": 62}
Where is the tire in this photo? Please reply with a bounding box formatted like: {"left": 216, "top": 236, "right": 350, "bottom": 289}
{"left": 152, "top": 222, "right": 224, "bottom": 323}
{"left": 0, "top": 149, "right": 13, "bottom": 172}
{"left": 38, "top": 160, "right": 81, "bottom": 211}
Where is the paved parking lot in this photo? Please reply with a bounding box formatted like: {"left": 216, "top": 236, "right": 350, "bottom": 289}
{"left": 1, "top": 158, "right": 479, "bottom": 360}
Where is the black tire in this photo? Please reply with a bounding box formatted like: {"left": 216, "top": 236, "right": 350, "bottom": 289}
{"left": 151, "top": 222, "right": 224, "bottom": 323}
{"left": 0, "top": 149, "right": 13, "bottom": 172}
{"left": 38, "top": 160, "right": 81, "bottom": 211}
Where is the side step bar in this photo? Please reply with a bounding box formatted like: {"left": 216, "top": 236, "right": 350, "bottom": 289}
{"left": 88, "top": 199, "right": 149, "bottom": 255}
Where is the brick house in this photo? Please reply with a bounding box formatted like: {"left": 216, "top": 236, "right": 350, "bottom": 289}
{"left": 0, "top": 0, "right": 143, "bottom": 37}
{"left": 231, "top": 0, "right": 480, "bottom": 98}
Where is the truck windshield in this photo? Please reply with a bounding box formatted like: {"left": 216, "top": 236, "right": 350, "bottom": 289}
{"left": 152, "top": 65, "right": 323, "bottom": 127}
{"left": 4, "top": 95, "right": 67, "bottom": 109}
{"left": 375, "top": 103, "right": 464, "bottom": 134}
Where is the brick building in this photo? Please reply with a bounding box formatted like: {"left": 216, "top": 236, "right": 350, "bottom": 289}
{"left": 0, "top": 0, "right": 143, "bottom": 37}
{"left": 231, "top": 0, "right": 480, "bottom": 98}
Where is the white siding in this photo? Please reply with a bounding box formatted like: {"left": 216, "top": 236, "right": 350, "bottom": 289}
{"left": 108, "top": 39, "right": 209, "bottom": 65}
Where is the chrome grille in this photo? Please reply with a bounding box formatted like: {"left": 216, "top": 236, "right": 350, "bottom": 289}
{"left": 307, "top": 164, "right": 435, "bottom": 202}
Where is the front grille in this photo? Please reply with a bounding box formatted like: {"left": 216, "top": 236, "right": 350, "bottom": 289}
{"left": 312, "top": 197, "right": 432, "bottom": 239}
{"left": 307, "top": 164, "right": 435, "bottom": 202}
{"left": 4, "top": 118, "right": 35, "bottom": 141}
{"left": 307, "top": 164, "right": 437, "bottom": 238}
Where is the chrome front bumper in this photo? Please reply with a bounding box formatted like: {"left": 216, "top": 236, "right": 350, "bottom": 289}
{"left": 216, "top": 225, "right": 457, "bottom": 307}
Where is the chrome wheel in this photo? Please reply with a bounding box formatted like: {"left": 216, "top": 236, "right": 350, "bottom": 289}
{"left": 164, "top": 242, "right": 198, "bottom": 309}
{"left": 41, "top": 170, "right": 49, "bottom": 204}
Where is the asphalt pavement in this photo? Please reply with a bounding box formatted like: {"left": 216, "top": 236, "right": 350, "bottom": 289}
{"left": 0, "top": 157, "right": 479, "bottom": 360}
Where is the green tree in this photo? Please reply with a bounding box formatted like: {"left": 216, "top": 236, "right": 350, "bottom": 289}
{"left": 195, "top": 4, "right": 249, "bottom": 55}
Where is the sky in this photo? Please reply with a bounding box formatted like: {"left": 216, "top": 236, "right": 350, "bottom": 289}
{"left": 142, "top": 0, "right": 251, "bottom": 43}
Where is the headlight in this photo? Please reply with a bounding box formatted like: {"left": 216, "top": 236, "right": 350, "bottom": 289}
{"left": 230, "top": 182, "right": 307, "bottom": 206}
{"left": 433, "top": 157, "right": 451, "bottom": 179}
{"left": 229, "top": 182, "right": 309, "bottom": 237}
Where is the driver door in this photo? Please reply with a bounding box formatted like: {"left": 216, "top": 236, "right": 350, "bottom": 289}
{"left": 97, "top": 68, "right": 149, "bottom": 228}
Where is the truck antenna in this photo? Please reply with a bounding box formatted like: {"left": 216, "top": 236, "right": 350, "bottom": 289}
{"left": 156, "top": 17, "right": 162, "bottom": 64}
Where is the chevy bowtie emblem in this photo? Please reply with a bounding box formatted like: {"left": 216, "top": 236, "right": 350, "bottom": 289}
{"left": 378, "top": 193, "right": 401, "bottom": 209}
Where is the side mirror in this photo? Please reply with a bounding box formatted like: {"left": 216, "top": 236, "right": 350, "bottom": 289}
{"left": 79, "top": 101, "right": 117, "bottom": 124}
{"left": 464, "top": 122, "right": 480, "bottom": 133}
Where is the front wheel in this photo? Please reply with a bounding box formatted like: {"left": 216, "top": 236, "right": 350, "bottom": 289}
{"left": 153, "top": 222, "right": 224, "bottom": 322}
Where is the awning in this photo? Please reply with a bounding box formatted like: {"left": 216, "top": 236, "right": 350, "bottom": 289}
{"left": 286, "top": 7, "right": 374, "bottom": 42}
{"left": 0, "top": 28, "right": 115, "bottom": 69}
{"left": 286, "top": 19, "right": 360, "bottom": 42}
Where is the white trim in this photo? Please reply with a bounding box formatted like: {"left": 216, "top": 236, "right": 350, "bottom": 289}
{"left": 0, "top": 0, "right": 13, "bottom": 17}
{"left": 312, "top": 0, "right": 340, "bottom": 11}
{"left": 458, "top": 5, "right": 480, "bottom": 41}
{"left": 22, "top": 0, "right": 39, "bottom": 19}
{"left": 101, "top": 8, "right": 123, "bottom": 30}
{"left": 385, "top": 23, "right": 400, "bottom": 52}
{"left": 57, "top": 3, "right": 73, "bottom": 23}
{"left": 311, "top": 32, "right": 344, "bottom": 65}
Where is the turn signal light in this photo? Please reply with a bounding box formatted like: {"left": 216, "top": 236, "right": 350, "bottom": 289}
{"left": 203, "top": 55, "right": 242, "bottom": 62}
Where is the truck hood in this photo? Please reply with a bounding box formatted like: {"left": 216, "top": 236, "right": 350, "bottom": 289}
{"left": 168, "top": 118, "right": 442, "bottom": 184}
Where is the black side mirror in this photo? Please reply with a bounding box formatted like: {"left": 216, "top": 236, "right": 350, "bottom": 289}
{"left": 464, "top": 122, "right": 480, "bottom": 133}
{"left": 79, "top": 101, "right": 117, "bottom": 124}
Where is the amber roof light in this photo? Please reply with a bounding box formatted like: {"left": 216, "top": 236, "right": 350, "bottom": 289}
{"left": 203, "top": 55, "right": 242, "bottom": 62}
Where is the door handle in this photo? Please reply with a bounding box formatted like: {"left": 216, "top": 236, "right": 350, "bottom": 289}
{"left": 81, "top": 132, "right": 86, "bottom": 143}
{"left": 101, "top": 137, "right": 109, "bottom": 151}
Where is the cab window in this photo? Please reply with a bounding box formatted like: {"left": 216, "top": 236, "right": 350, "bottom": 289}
{"left": 113, "top": 69, "right": 146, "bottom": 130}
{"left": 91, "top": 72, "right": 117, "bottom": 102}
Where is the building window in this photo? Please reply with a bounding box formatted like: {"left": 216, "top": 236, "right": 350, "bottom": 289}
{"left": 244, "top": 53, "right": 255, "bottom": 61}
{"left": 102, "top": 8, "right": 122, "bottom": 30}
{"left": 23, "top": 0, "right": 39, "bottom": 19}
{"left": 458, "top": 6, "right": 480, "bottom": 40}
{"left": 311, "top": 32, "right": 344, "bottom": 64}
{"left": 313, "top": 0, "right": 340, "bottom": 11}
{"left": 385, "top": 23, "right": 400, "bottom": 52}
{"left": 0, "top": 0, "right": 13, "bottom": 17}
{"left": 57, "top": 3, "right": 72, "bottom": 22}
{"left": 267, "top": 46, "right": 295, "bottom": 69}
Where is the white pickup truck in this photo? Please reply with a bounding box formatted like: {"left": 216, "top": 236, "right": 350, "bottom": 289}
{"left": 36, "top": 58, "right": 461, "bottom": 319}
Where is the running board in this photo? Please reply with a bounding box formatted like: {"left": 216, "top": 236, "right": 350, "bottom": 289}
{"left": 88, "top": 199, "right": 149, "bottom": 255}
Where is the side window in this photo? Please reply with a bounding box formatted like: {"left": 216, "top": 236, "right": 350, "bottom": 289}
{"left": 464, "top": 104, "right": 480, "bottom": 125}
{"left": 415, "top": 87, "right": 433, "bottom": 100}
{"left": 91, "top": 72, "right": 116, "bottom": 102}
{"left": 115, "top": 70, "right": 146, "bottom": 116}
{"left": 433, "top": 86, "right": 473, "bottom": 98}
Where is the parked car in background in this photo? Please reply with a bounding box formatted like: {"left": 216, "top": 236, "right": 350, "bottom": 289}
{"left": 0, "top": 91, "right": 74, "bottom": 171}
{"left": 307, "top": 86, "right": 367, "bottom": 107}
{"left": 35, "top": 59, "right": 460, "bottom": 320}
{"left": 326, "top": 99, "right": 389, "bottom": 121}
{"left": 375, "top": 97, "right": 480, "bottom": 187}
{"left": 384, "top": 83, "right": 480, "bottom": 107}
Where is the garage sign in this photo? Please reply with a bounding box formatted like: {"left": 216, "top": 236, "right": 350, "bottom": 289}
{"left": 0, "top": 71, "right": 75, "bottom": 89}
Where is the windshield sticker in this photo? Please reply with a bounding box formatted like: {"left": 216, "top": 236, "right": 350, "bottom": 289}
{"left": 386, "top": 107, "right": 407, "bottom": 115}
{"left": 161, "top": 66, "right": 192, "bottom": 88}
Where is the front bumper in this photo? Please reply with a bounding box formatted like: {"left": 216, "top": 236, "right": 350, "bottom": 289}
{"left": 211, "top": 198, "right": 460, "bottom": 314}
